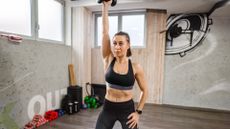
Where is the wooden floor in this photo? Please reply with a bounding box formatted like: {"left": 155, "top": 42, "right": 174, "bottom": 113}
{"left": 37, "top": 104, "right": 230, "bottom": 129}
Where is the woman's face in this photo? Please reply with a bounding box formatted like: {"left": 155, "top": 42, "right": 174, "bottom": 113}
{"left": 112, "top": 35, "right": 130, "bottom": 57}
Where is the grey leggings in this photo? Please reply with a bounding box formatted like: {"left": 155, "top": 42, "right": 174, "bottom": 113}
{"left": 95, "top": 99, "right": 138, "bottom": 129}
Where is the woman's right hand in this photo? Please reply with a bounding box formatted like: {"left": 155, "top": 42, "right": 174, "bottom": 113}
{"left": 103, "top": 0, "right": 112, "bottom": 6}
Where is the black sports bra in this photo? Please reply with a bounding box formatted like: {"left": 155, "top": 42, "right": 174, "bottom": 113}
{"left": 105, "top": 58, "right": 135, "bottom": 90}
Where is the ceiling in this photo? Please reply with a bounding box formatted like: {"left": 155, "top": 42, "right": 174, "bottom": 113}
{"left": 66, "top": 0, "right": 230, "bottom": 17}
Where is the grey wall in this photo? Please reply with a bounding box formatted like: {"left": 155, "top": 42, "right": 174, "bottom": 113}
{"left": 0, "top": 39, "right": 71, "bottom": 128}
{"left": 163, "top": 16, "right": 230, "bottom": 111}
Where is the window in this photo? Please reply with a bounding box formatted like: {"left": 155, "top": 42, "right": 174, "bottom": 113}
{"left": 95, "top": 12, "right": 146, "bottom": 47}
{"left": 96, "top": 16, "right": 118, "bottom": 46}
{"left": 38, "top": 0, "right": 64, "bottom": 42}
{"left": 0, "top": 0, "right": 64, "bottom": 43}
{"left": 122, "top": 15, "right": 145, "bottom": 47}
{"left": 0, "top": 0, "right": 31, "bottom": 36}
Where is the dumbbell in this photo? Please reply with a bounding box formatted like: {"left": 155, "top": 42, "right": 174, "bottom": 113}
{"left": 98, "top": 0, "right": 117, "bottom": 7}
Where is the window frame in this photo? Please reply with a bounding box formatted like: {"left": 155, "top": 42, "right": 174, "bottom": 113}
{"left": 36, "top": 0, "right": 65, "bottom": 44}
{"left": 94, "top": 10, "right": 147, "bottom": 48}
{"left": 0, "top": 0, "right": 65, "bottom": 44}
{"left": 95, "top": 13, "right": 119, "bottom": 47}
{"left": 0, "top": 0, "right": 33, "bottom": 39}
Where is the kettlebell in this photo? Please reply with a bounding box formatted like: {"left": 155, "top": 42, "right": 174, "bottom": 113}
{"left": 98, "top": 0, "right": 117, "bottom": 7}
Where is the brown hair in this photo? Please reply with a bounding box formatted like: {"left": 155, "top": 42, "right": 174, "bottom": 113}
{"left": 114, "top": 31, "right": 132, "bottom": 57}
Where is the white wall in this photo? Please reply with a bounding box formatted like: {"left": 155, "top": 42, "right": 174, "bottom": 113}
{"left": 163, "top": 16, "right": 230, "bottom": 111}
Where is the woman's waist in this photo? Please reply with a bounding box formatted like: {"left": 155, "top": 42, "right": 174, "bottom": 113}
{"left": 103, "top": 98, "right": 135, "bottom": 112}
{"left": 105, "top": 95, "right": 133, "bottom": 102}
{"left": 106, "top": 82, "right": 134, "bottom": 90}
{"left": 105, "top": 88, "right": 133, "bottom": 102}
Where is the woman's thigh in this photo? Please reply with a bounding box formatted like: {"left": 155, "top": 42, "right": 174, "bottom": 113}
{"left": 118, "top": 111, "right": 138, "bottom": 129}
{"left": 95, "top": 110, "right": 116, "bottom": 129}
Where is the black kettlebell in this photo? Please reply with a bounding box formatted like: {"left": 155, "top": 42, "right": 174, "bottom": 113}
{"left": 98, "top": 0, "right": 117, "bottom": 7}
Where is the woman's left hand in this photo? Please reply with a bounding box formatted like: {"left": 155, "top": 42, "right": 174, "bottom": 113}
{"left": 126, "top": 112, "right": 139, "bottom": 129}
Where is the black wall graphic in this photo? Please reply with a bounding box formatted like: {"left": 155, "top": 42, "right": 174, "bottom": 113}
{"left": 166, "top": 13, "right": 212, "bottom": 57}
{"left": 165, "top": 0, "right": 229, "bottom": 57}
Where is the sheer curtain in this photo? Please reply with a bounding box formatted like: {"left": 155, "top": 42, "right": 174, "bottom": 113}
{"left": 132, "top": 9, "right": 167, "bottom": 104}
{"left": 147, "top": 9, "right": 166, "bottom": 104}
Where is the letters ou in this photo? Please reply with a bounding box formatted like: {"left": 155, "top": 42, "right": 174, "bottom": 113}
{"left": 27, "top": 88, "right": 67, "bottom": 119}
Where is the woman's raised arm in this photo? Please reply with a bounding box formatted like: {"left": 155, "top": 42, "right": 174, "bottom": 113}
{"left": 101, "top": 1, "right": 113, "bottom": 61}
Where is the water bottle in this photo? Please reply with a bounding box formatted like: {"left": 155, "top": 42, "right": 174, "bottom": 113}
{"left": 68, "top": 102, "right": 73, "bottom": 114}
{"left": 74, "top": 101, "right": 79, "bottom": 113}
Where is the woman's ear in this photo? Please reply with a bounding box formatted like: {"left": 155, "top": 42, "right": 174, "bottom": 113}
{"left": 128, "top": 42, "right": 131, "bottom": 49}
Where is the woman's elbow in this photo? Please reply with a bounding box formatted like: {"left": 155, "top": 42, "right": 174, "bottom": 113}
{"left": 143, "top": 88, "right": 148, "bottom": 98}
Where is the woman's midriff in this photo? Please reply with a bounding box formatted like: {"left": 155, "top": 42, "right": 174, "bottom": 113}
{"left": 105, "top": 86, "right": 133, "bottom": 102}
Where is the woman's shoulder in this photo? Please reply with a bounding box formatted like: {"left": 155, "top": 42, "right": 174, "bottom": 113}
{"left": 131, "top": 61, "right": 143, "bottom": 75}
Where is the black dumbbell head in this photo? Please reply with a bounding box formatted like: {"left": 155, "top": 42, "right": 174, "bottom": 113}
{"left": 98, "top": 0, "right": 117, "bottom": 7}
{"left": 98, "top": 0, "right": 103, "bottom": 4}
{"left": 111, "top": 0, "right": 117, "bottom": 6}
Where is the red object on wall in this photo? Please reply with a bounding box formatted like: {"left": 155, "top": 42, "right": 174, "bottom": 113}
{"left": 0, "top": 33, "right": 22, "bottom": 43}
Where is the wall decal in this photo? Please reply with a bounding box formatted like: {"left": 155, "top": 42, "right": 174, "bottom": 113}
{"left": 166, "top": 13, "right": 212, "bottom": 57}
{"left": 165, "top": 0, "right": 229, "bottom": 57}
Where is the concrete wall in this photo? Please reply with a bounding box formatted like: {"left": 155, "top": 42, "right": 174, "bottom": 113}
{"left": 163, "top": 16, "right": 230, "bottom": 111}
{"left": 0, "top": 39, "right": 71, "bottom": 128}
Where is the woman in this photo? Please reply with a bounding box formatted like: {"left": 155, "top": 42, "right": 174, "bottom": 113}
{"left": 95, "top": 0, "right": 148, "bottom": 129}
